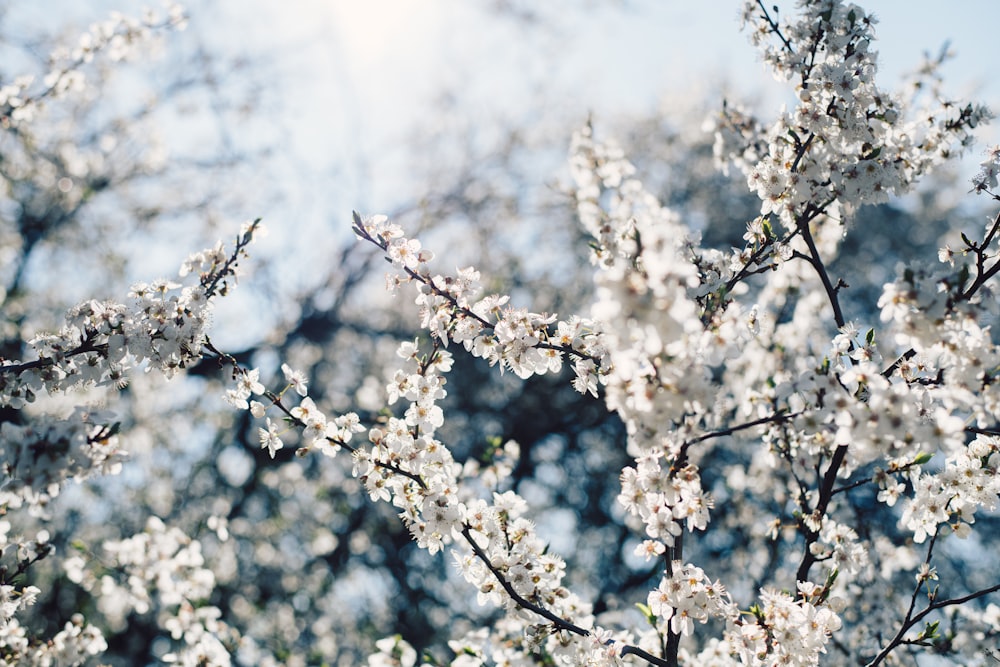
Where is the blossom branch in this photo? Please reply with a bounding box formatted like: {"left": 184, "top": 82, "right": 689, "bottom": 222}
{"left": 831, "top": 457, "right": 925, "bottom": 496}
{"left": 0, "top": 335, "right": 105, "bottom": 375}
{"left": 795, "top": 444, "right": 848, "bottom": 584}
{"left": 460, "top": 525, "right": 672, "bottom": 667}
{"left": 957, "top": 209, "right": 1000, "bottom": 301}
{"left": 670, "top": 410, "right": 798, "bottom": 474}
{"left": 200, "top": 219, "right": 263, "bottom": 299}
{"left": 458, "top": 525, "right": 587, "bottom": 637}
{"left": 216, "top": 321, "right": 682, "bottom": 665}
{"left": 202, "top": 339, "right": 431, "bottom": 488}
{"left": 863, "top": 532, "right": 1000, "bottom": 667}
{"left": 753, "top": 0, "right": 794, "bottom": 54}
{"left": 722, "top": 223, "right": 800, "bottom": 296}
{"left": 351, "top": 211, "right": 602, "bottom": 368}
{"left": 796, "top": 212, "right": 847, "bottom": 330}
{"left": 0, "top": 221, "right": 259, "bottom": 385}
{"left": 1, "top": 5, "right": 188, "bottom": 127}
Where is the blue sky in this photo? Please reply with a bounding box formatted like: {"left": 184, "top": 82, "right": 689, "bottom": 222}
{"left": 13, "top": 0, "right": 999, "bottom": 171}
{"left": 7, "top": 0, "right": 999, "bottom": 342}
{"left": 14, "top": 0, "right": 998, "bottom": 215}
{"left": 241, "top": 0, "right": 1000, "bottom": 208}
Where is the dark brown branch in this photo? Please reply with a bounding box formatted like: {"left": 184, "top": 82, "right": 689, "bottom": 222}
{"left": 459, "top": 526, "right": 671, "bottom": 667}
{"left": 201, "top": 219, "right": 262, "bottom": 299}
{"left": 866, "top": 536, "right": 1000, "bottom": 666}
{"left": 754, "top": 0, "right": 795, "bottom": 54}
{"left": 958, "top": 210, "right": 1000, "bottom": 301}
{"left": 967, "top": 426, "right": 1000, "bottom": 437}
{"left": 0, "top": 335, "right": 104, "bottom": 375}
{"left": 881, "top": 349, "right": 916, "bottom": 379}
{"left": 671, "top": 410, "right": 799, "bottom": 474}
{"left": 795, "top": 444, "right": 848, "bottom": 583}
{"left": 797, "top": 216, "right": 846, "bottom": 330}
{"left": 352, "top": 213, "right": 602, "bottom": 367}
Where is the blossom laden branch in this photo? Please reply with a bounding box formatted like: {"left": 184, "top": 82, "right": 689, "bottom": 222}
{"left": 865, "top": 537, "right": 1000, "bottom": 666}
{"left": 0, "top": 210, "right": 260, "bottom": 663}
{"left": 0, "top": 219, "right": 264, "bottom": 407}
{"left": 1, "top": 3, "right": 189, "bottom": 127}
{"left": 219, "top": 330, "right": 659, "bottom": 664}
{"left": 352, "top": 211, "right": 608, "bottom": 392}
{"left": 0, "top": 220, "right": 263, "bottom": 523}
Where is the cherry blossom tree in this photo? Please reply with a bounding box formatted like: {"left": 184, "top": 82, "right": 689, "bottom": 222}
{"left": 4, "top": 1, "right": 1000, "bottom": 666}
{"left": 290, "top": 3, "right": 1000, "bottom": 665}
{"left": 0, "top": 3, "right": 635, "bottom": 663}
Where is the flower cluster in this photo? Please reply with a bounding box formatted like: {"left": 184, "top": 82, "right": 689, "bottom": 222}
{"left": 0, "top": 520, "right": 110, "bottom": 665}
{"left": 459, "top": 491, "right": 574, "bottom": 610}
{"left": 352, "top": 212, "right": 608, "bottom": 392}
{"left": 728, "top": 1, "right": 990, "bottom": 228}
{"left": 620, "top": 458, "right": 713, "bottom": 548}
{"left": 726, "top": 584, "right": 842, "bottom": 667}
{"left": 768, "top": 324, "right": 969, "bottom": 481}
{"left": 0, "top": 613, "right": 108, "bottom": 667}
{"left": 367, "top": 634, "right": 417, "bottom": 667}
{"left": 357, "top": 343, "right": 463, "bottom": 554}
{"left": 646, "top": 562, "right": 735, "bottom": 638}
{"left": 67, "top": 517, "right": 234, "bottom": 666}
{"left": 899, "top": 436, "right": 1000, "bottom": 543}
{"left": 812, "top": 519, "right": 870, "bottom": 576}
{"left": 570, "top": 122, "right": 731, "bottom": 452}
{"left": 1, "top": 2, "right": 188, "bottom": 126}
{"left": 0, "top": 220, "right": 263, "bottom": 410}
{"left": 244, "top": 361, "right": 364, "bottom": 459}
{"left": 0, "top": 408, "right": 125, "bottom": 515}
{"left": 972, "top": 144, "right": 1000, "bottom": 195}
{"left": 0, "top": 583, "right": 41, "bottom": 628}
{"left": 225, "top": 338, "right": 459, "bottom": 551}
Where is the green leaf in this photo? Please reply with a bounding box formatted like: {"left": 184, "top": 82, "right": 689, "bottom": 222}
{"left": 479, "top": 436, "right": 504, "bottom": 464}
{"left": 913, "top": 452, "right": 933, "bottom": 466}
{"left": 920, "top": 620, "right": 940, "bottom": 640}
{"left": 862, "top": 146, "right": 881, "bottom": 160}
{"left": 958, "top": 263, "right": 970, "bottom": 290}
{"left": 865, "top": 328, "right": 875, "bottom": 346}
{"left": 636, "top": 602, "right": 656, "bottom": 624}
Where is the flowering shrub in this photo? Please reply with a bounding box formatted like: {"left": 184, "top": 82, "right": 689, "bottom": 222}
{"left": 3, "top": 1, "right": 1000, "bottom": 666}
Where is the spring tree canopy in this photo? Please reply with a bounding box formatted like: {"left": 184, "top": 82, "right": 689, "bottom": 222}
{"left": 2, "top": 1, "right": 1000, "bottom": 665}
